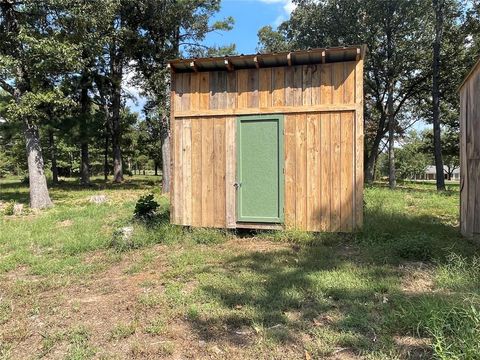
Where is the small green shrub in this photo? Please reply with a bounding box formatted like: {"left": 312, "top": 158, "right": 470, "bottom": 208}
{"left": 133, "top": 193, "right": 159, "bottom": 220}
{"left": 3, "top": 201, "right": 15, "bottom": 216}
{"left": 392, "top": 234, "right": 433, "bottom": 261}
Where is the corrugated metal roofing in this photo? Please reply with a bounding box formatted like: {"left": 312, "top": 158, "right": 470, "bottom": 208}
{"left": 168, "top": 45, "right": 367, "bottom": 73}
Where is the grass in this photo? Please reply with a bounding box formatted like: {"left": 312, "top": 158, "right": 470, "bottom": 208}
{"left": 0, "top": 176, "right": 479, "bottom": 359}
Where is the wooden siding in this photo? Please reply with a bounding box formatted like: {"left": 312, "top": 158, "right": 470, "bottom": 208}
{"left": 284, "top": 112, "right": 357, "bottom": 231}
{"left": 172, "top": 116, "right": 235, "bottom": 228}
{"left": 173, "top": 62, "right": 357, "bottom": 116}
{"left": 171, "top": 60, "right": 363, "bottom": 232}
{"left": 460, "top": 60, "right": 480, "bottom": 240}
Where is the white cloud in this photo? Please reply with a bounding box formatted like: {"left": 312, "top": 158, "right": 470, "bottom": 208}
{"left": 259, "top": 0, "right": 296, "bottom": 13}
{"left": 283, "top": 0, "right": 296, "bottom": 14}
{"left": 258, "top": 0, "right": 296, "bottom": 27}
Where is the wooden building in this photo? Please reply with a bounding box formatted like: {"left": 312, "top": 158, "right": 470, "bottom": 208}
{"left": 460, "top": 57, "right": 480, "bottom": 241}
{"left": 168, "top": 45, "right": 366, "bottom": 232}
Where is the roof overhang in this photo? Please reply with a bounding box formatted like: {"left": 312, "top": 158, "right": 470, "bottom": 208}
{"left": 458, "top": 56, "right": 480, "bottom": 92}
{"left": 168, "top": 45, "right": 367, "bottom": 73}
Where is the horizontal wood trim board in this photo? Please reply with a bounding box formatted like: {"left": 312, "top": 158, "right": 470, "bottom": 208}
{"left": 235, "top": 223, "right": 284, "bottom": 230}
{"left": 175, "top": 104, "right": 358, "bottom": 118}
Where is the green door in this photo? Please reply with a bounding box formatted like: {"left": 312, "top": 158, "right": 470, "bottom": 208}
{"left": 237, "top": 115, "right": 284, "bottom": 223}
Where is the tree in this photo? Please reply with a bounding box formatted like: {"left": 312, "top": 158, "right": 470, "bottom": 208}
{"left": 395, "top": 131, "right": 430, "bottom": 180}
{"left": 126, "top": 0, "right": 234, "bottom": 193}
{"left": 432, "top": 0, "right": 446, "bottom": 190}
{"left": 0, "top": 0, "right": 80, "bottom": 207}
{"left": 257, "top": 0, "right": 432, "bottom": 187}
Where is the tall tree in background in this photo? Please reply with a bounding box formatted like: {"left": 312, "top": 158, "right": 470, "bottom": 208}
{"left": 258, "top": 0, "right": 432, "bottom": 186}
{"left": 0, "top": 0, "right": 78, "bottom": 208}
{"left": 432, "top": 0, "right": 446, "bottom": 190}
{"left": 127, "top": 0, "right": 234, "bottom": 193}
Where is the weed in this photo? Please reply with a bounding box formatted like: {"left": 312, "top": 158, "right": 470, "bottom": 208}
{"left": 189, "top": 228, "right": 228, "bottom": 245}
{"left": 145, "top": 317, "right": 166, "bottom": 335}
{"left": 3, "top": 201, "right": 14, "bottom": 216}
{"left": 134, "top": 193, "right": 159, "bottom": 220}
{"left": 110, "top": 322, "right": 136, "bottom": 340}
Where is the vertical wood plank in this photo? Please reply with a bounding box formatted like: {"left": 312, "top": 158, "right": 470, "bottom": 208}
{"left": 248, "top": 69, "right": 259, "bottom": 108}
{"left": 295, "top": 114, "right": 307, "bottom": 229}
{"left": 174, "top": 73, "right": 183, "bottom": 112}
{"left": 209, "top": 72, "right": 218, "bottom": 110}
{"left": 190, "top": 72, "right": 200, "bottom": 111}
{"left": 259, "top": 68, "right": 272, "bottom": 108}
{"left": 320, "top": 113, "right": 331, "bottom": 231}
{"left": 284, "top": 115, "right": 296, "bottom": 228}
{"left": 306, "top": 113, "right": 321, "bottom": 231}
{"left": 174, "top": 119, "right": 183, "bottom": 224}
{"left": 181, "top": 73, "right": 191, "bottom": 111}
{"left": 344, "top": 62, "right": 355, "bottom": 104}
{"left": 237, "top": 69, "right": 249, "bottom": 108}
{"left": 169, "top": 72, "right": 176, "bottom": 223}
{"left": 182, "top": 119, "right": 192, "bottom": 225}
{"left": 199, "top": 72, "right": 210, "bottom": 110}
{"left": 285, "top": 67, "right": 294, "bottom": 106}
{"left": 312, "top": 65, "right": 321, "bottom": 105}
{"left": 272, "top": 67, "right": 285, "bottom": 106}
{"left": 225, "top": 117, "right": 237, "bottom": 228}
{"left": 302, "top": 65, "right": 313, "bottom": 106}
{"left": 213, "top": 118, "right": 226, "bottom": 227}
{"left": 217, "top": 71, "right": 228, "bottom": 109}
{"left": 191, "top": 118, "right": 202, "bottom": 227}
{"left": 320, "top": 64, "right": 333, "bottom": 104}
{"left": 354, "top": 59, "right": 364, "bottom": 229}
{"left": 340, "top": 112, "right": 354, "bottom": 231}
{"left": 331, "top": 113, "right": 341, "bottom": 231}
{"left": 293, "top": 66, "right": 303, "bottom": 106}
{"left": 333, "top": 63, "right": 344, "bottom": 104}
{"left": 201, "top": 119, "right": 214, "bottom": 226}
{"left": 226, "top": 71, "right": 237, "bottom": 109}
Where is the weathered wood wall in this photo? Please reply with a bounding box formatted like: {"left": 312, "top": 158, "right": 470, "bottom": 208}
{"left": 460, "top": 59, "right": 480, "bottom": 240}
{"left": 171, "top": 60, "right": 364, "bottom": 231}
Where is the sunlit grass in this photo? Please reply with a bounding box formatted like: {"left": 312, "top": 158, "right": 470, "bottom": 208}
{"left": 0, "top": 176, "right": 479, "bottom": 358}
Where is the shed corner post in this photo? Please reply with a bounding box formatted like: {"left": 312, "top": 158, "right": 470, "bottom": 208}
{"left": 169, "top": 67, "right": 176, "bottom": 224}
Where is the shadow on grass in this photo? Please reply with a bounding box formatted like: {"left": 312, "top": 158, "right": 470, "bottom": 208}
{"left": 184, "top": 195, "right": 479, "bottom": 355}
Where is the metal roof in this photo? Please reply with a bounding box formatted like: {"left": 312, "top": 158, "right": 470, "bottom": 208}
{"left": 168, "top": 45, "right": 367, "bottom": 73}
{"left": 459, "top": 56, "right": 480, "bottom": 91}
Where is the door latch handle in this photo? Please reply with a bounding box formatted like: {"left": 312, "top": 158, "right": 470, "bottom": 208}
{"left": 233, "top": 182, "right": 241, "bottom": 188}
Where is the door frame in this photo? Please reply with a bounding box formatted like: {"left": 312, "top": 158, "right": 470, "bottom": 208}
{"left": 236, "top": 114, "right": 285, "bottom": 223}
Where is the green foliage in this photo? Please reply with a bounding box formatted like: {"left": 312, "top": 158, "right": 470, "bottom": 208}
{"left": 2, "top": 201, "right": 14, "bottom": 216}
{"left": 428, "top": 304, "right": 480, "bottom": 359}
{"left": 133, "top": 193, "right": 159, "bottom": 220}
{"left": 395, "top": 131, "right": 430, "bottom": 179}
{"left": 189, "top": 228, "right": 227, "bottom": 245}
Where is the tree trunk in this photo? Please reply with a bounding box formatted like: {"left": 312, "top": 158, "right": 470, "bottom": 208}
{"left": 432, "top": 0, "right": 446, "bottom": 191}
{"left": 161, "top": 131, "right": 171, "bottom": 193}
{"left": 25, "top": 123, "right": 52, "bottom": 208}
{"left": 103, "top": 101, "right": 110, "bottom": 181}
{"left": 110, "top": 45, "right": 124, "bottom": 183}
{"left": 104, "top": 130, "right": 109, "bottom": 181}
{"left": 154, "top": 162, "right": 158, "bottom": 176}
{"left": 80, "top": 142, "right": 90, "bottom": 185}
{"left": 80, "top": 71, "right": 91, "bottom": 185}
{"left": 48, "top": 130, "right": 59, "bottom": 185}
{"left": 388, "top": 88, "right": 396, "bottom": 189}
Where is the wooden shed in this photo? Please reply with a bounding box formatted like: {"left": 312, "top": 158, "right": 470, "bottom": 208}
{"left": 168, "top": 45, "right": 366, "bottom": 232}
{"left": 460, "top": 57, "right": 480, "bottom": 241}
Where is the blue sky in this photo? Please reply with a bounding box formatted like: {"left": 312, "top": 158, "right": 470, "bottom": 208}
{"left": 126, "top": 0, "right": 295, "bottom": 114}
{"left": 202, "top": 0, "right": 295, "bottom": 54}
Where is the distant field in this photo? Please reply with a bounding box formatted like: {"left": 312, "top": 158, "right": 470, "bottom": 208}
{"left": 0, "top": 176, "right": 478, "bottom": 359}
